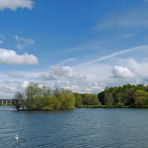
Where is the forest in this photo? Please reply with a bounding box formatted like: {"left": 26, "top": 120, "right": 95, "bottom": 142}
{"left": 14, "top": 83, "right": 148, "bottom": 111}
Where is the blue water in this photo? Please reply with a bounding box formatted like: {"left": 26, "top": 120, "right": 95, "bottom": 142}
{"left": 0, "top": 107, "right": 148, "bottom": 148}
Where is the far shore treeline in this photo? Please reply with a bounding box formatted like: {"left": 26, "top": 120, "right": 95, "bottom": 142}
{"left": 14, "top": 83, "right": 148, "bottom": 111}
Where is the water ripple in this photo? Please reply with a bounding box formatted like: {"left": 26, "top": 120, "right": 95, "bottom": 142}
{"left": 0, "top": 108, "right": 148, "bottom": 147}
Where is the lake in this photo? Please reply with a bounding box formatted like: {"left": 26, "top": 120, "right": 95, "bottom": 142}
{"left": 0, "top": 107, "right": 148, "bottom": 148}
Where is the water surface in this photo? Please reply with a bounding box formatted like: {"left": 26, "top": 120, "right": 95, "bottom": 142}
{"left": 0, "top": 107, "right": 148, "bottom": 148}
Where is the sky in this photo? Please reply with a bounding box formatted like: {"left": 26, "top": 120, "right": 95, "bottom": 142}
{"left": 0, "top": 0, "right": 148, "bottom": 98}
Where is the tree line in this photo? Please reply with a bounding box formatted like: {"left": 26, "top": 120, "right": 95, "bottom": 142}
{"left": 14, "top": 83, "right": 148, "bottom": 111}
{"left": 98, "top": 84, "right": 148, "bottom": 107}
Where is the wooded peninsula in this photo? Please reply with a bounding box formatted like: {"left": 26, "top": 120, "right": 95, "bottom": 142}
{"left": 15, "top": 83, "right": 148, "bottom": 111}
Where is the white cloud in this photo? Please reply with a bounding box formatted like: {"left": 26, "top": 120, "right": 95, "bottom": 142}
{"left": 21, "top": 80, "right": 29, "bottom": 89}
{"left": 50, "top": 65, "right": 85, "bottom": 80}
{"left": 0, "top": 48, "right": 38, "bottom": 64}
{"left": 38, "top": 65, "right": 107, "bottom": 93}
{"left": 0, "top": 35, "right": 5, "bottom": 44}
{"left": 0, "top": 0, "right": 33, "bottom": 10}
{"left": 112, "top": 66, "right": 134, "bottom": 79}
{"left": 125, "top": 58, "right": 148, "bottom": 80}
{"left": 109, "top": 58, "right": 148, "bottom": 85}
{"left": 15, "top": 35, "right": 35, "bottom": 50}
{"left": 0, "top": 80, "right": 20, "bottom": 98}
{"left": 74, "top": 63, "right": 111, "bottom": 82}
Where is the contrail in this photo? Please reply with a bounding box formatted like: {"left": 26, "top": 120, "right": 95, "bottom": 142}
{"left": 80, "top": 45, "right": 147, "bottom": 65}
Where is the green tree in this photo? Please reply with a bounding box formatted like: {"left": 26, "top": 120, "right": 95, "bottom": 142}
{"left": 14, "top": 92, "right": 24, "bottom": 111}
{"left": 104, "top": 92, "right": 113, "bottom": 107}
{"left": 134, "top": 90, "right": 148, "bottom": 107}
{"left": 57, "top": 89, "right": 75, "bottom": 110}
{"left": 84, "top": 94, "right": 99, "bottom": 105}
{"left": 98, "top": 91, "right": 105, "bottom": 105}
{"left": 41, "top": 86, "right": 51, "bottom": 97}
{"left": 74, "top": 93, "right": 84, "bottom": 107}
{"left": 25, "top": 82, "right": 42, "bottom": 99}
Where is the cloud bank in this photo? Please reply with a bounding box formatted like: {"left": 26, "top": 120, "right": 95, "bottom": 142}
{"left": 1, "top": 45, "right": 148, "bottom": 98}
{"left": 0, "top": 48, "right": 38, "bottom": 64}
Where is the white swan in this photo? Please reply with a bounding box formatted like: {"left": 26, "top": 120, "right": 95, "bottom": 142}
{"left": 15, "top": 134, "right": 19, "bottom": 141}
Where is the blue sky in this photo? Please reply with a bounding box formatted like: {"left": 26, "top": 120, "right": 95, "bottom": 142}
{"left": 0, "top": 0, "right": 148, "bottom": 98}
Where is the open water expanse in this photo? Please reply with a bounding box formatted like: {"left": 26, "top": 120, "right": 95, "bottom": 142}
{"left": 0, "top": 107, "right": 148, "bottom": 148}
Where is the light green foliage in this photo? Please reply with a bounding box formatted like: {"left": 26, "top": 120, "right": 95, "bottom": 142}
{"left": 134, "top": 90, "right": 148, "bottom": 107}
{"left": 56, "top": 89, "right": 75, "bottom": 110}
{"left": 74, "top": 93, "right": 83, "bottom": 107}
{"left": 48, "top": 96, "right": 61, "bottom": 110}
{"left": 15, "top": 83, "right": 75, "bottom": 111}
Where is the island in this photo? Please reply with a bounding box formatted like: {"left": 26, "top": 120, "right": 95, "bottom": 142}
{"left": 14, "top": 83, "right": 148, "bottom": 111}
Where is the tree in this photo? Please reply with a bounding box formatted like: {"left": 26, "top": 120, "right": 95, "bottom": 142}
{"left": 134, "top": 90, "right": 148, "bottom": 107}
{"left": 74, "top": 93, "right": 84, "bottom": 107}
{"left": 41, "top": 86, "right": 51, "bottom": 97}
{"left": 47, "top": 96, "right": 61, "bottom": 110}
{"left": 104, "top": 92, "right": 113, "bottom": 107}
{"left": 25, "top": 82, "right": 42, "bottom": 99}
{"left": 57, "top": 89, "right": 75, "bottom": 110}
{"left": 83, "top": 94, "right": 99, "bottom": 105}
{"left": 14, "top": 92, "right": 24, "bottom": 111}
{"left": 17, "top": 85, "right": 76, "bottom": 111}
{"left": 98, "top": 91, "right": 105, "bottom": 105}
